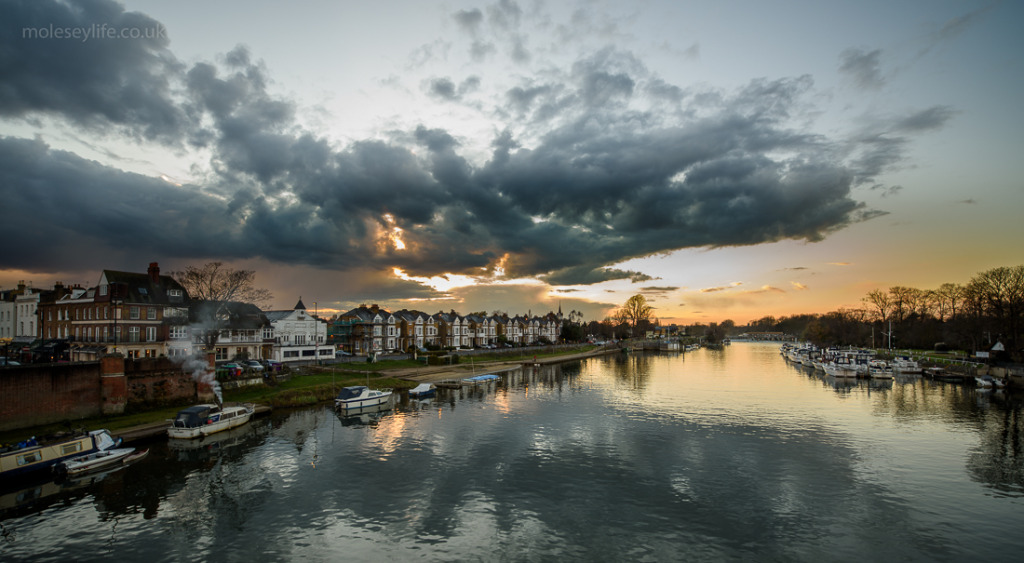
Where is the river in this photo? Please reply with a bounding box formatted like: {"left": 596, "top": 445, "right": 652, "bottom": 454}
{"left": 2, "top": 342, "right": 1023, "bottom": 561}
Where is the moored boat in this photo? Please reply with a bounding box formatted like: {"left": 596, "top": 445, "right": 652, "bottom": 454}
{"left": 335, "top": 386, "right": 393, "bottom": 410}
{"left": 408, "top": 383, "right": 436, "bottom": 398}
{"left": 892, "top": 356, "right": 923, "bottom": 374}
{"left": 168, "top": 403, "right": 255, "bottom": 439}
{"left": 868, "top": 360, "right": 894, "bottom": 379}
{"left": 58, "top": 447, "right": 148, "bottom": 477}
{"left": 462, "top": 374, "right": 501, "bottom": 385}
{"left": 1, "top": 430, "right": 119, "bottom": 481}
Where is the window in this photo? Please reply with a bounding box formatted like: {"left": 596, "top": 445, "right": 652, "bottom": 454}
{"left": 99, "top": 285, "right": 108, "bottom": 296}
{"left": 146, "top": 327, "right": 157, "bottom": 342}
{"left": 130, "top": 306, "right": 140, "bottom": 320}
{"left": 61, "top": 442, "right": 83, "bottom": 455}
{"left": 138, "top": 287, "right": 148, "bottom": 296}
{"left": 17, "top": 451, "right": 43, "bottom": 466}
{"left": 170, "top": 326, "right": 188, "bottom": 340}
{"left": 168, "top": 289, "right": 182, "bottom": 298}
{"left": 147, "top": 308, "right": 157, "bottom": 320}
{"left": 128, "top": 327, "right": 141, "bottom": 343}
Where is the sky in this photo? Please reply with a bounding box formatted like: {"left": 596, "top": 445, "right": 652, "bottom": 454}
{"left": 1, "top": 0, "right": 1021, "bottom": 325}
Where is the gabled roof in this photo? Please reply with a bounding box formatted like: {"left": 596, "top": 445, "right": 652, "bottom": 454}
{"left": 100, "top": 269, "right": 189, "bottom": 305}
{"left": 189, "top": 301, "right": 270, "bottom": 329}
{"left": 339, "top": 305, "right": 390, "bottom": 323}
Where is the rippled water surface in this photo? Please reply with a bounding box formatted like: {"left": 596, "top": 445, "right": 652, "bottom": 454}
{"left": 3, "top": 343, "right": 1024, "bottom": 561}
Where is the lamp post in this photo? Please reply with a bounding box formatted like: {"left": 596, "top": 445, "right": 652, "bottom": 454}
{"left": 314, "top": 301, "right": 319, "bottom": 365}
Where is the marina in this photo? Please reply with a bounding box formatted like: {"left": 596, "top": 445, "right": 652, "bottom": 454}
{"left": 2, "top": 343, "right": 1023, "bottom": 561}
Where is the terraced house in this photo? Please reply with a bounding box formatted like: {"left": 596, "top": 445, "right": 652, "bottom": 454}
{"left": 38, "top": 263, "right": 190, "bottom": 362}
{"left": 330, "top": 306, "right": 563, "bottom": 354}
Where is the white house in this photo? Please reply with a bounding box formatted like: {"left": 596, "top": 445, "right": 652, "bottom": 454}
{"left": 265, "top": 298, "right": 331, "bottom": 363}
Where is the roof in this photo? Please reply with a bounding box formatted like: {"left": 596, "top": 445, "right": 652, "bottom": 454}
{"left": 101, "top": 269, "right": 189, "bottom": 305}
{"left": 189, "top": 301, "right": 270, "bottom": 329}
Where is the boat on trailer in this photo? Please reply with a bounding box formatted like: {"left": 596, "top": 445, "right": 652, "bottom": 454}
{"left": 168, "top": 403, "right": 255, "bottom": 439}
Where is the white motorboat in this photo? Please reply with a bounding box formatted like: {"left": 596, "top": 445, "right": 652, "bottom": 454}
{"left": 58, "top": 447, "right": 148, "bottom": 477}
{"left": 892, "top": 356, "right": 922, "bottom": 374}
{"left": 869, "top": 360, "right": 893, "bottom": 379}
{"left": 462, "top": 374, "right": 501, "bottom": 385}
{"left": 168, "top": 403, "right": 255, "bottom": 439}
{"left": 335, "top": 386, "right": 393, "bottom": 410}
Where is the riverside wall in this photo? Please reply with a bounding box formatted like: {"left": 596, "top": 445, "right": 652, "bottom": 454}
{"left": 0, "top": 355, "right": 203, "bottom": 433}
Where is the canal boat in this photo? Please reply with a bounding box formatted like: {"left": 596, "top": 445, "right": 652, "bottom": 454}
{"left": 1, "top": 429, "right": 119, "bottom": 481}
{"left": 462, "top": 374, "right": 501, "bottom": 385}
{"left": 58, "top": 447, "right": 148, "bottom": 477}
{"left": 334, "top": 386, "right": 393, "bottom": 410}
{"left": 408, "top": 383, "right": 437, "bottom": 398}
{"left": 168, "top": 403, "right": 255, "bottom": 439}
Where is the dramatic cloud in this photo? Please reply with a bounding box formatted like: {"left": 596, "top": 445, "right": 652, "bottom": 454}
{"left": 0, "top": 0, "right": 953, "bottom": 289}
{"left": 839, "top": 48, "right": 885, "bottom": 90}
{"left": 0, "top": 0, "right": 184, "bottom": 142}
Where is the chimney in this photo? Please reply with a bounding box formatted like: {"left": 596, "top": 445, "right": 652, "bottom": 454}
{"left": 148, "top": 262, "right": 160, "bottom": 282}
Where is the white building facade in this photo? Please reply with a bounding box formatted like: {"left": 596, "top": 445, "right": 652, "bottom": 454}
{"left": 266, "top": 299, "right": 331, "bottom": 363}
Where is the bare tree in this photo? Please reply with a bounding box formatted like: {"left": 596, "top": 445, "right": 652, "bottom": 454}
{"left": 933, "top": 283, "right": 965, "bottom": 322}
{"left": 171, "top": 262, "right": 274, "bottom": 352}
{"left": 863, "top": 289, "right": 891, "bottom": 323}
{"left": 172, "top": 262, "right": 273, "bottom": 308}
{"left": 617, "top": 294, "right": 654, "bottom": 331}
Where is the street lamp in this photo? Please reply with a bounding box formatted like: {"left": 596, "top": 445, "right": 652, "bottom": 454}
{"left": 314, "top": 301, "right": 319, "bottom": 365}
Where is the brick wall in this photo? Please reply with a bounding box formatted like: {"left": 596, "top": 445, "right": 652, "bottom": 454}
{"left": 0, "top": 362, "right": 102, "bottom": 432}
{"left": 0, "top": 356, "right": 202, "bottom": 433}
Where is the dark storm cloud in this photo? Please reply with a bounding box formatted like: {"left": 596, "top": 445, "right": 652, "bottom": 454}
{"left": 0, "top": 1, "right": 952, "bottom": 287}
{"left": 0, "top": 0, "right": 184, "bottom": 142}
{"left": 0, "top": 136, "right": 233, "bottom": 271}
{"left": 839, "top": 48, "right": 885, "bottom": 90}
{"left": 847, "top": 106, "right": 955, "bottom": 186}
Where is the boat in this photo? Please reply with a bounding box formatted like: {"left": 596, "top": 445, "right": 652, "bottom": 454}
{"left": 58, "top": 447, "right": 148, "bottom": 477}
{"left": 462, "top": 374, "right": 501, "bottom": 385}
{"left": 408, "top": 383, "right": 436, "bottom": 398}
{"left": 334, "top": 386, "right": 393, "bottom": 410}
{"left": 168, "top": 403, "right": 255, "bottom": 439}
{"left": 1, "top": 429, "right": 119, "bottom": 481}
{"left": 868, "top": 360, "right": 894, "bottom": 379}
{"left": 976, "top": 375, "right": 996, "bottom": 388}
{"left": 892, "top": 356, "right": 922, "bottom": 374}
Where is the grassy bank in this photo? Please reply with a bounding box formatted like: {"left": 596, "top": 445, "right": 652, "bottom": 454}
{"left": 0, "top": 345, "right": 599, "bottom": 444}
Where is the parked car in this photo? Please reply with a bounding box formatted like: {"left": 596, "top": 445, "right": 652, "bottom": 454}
{"left": 216, "top": 362, "right": 243, "bottom": 378}
{"left": 335, "top": 350, "right": 353, "bottom": 357}
{"left": 1, "top": 358, "right": 21, "bottom": 367}
{"left": 244, "top": 360, "right": 264, "bottom": 371}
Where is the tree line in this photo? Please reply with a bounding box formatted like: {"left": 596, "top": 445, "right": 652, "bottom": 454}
{"left": 746, "top": 264, "right": 1024, "bottom": 361}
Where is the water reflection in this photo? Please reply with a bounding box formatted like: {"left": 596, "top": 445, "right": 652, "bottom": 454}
{"left": 3, "top": 344, "right": 1024, "bottom": 561}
